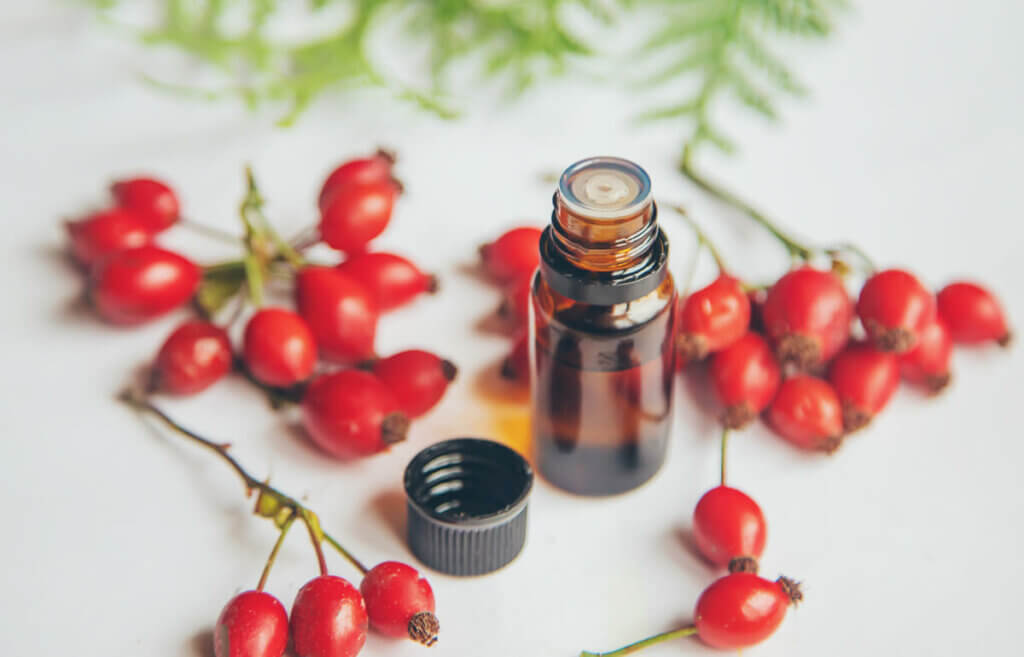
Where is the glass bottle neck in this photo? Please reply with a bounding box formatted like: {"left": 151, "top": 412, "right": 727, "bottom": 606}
{"left": 549, "top": 193, "right": 659, "bottom": 272}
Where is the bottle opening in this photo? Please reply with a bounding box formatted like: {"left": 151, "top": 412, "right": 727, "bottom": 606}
{"left": 558, "top": 157, "right": 652, "bottom": 220}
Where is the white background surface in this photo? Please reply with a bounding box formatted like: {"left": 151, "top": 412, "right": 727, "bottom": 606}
{"left": 2, "top": 2, "right": 1023, "bottom": 656}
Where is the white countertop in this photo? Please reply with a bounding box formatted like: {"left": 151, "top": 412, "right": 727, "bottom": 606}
{"left": 2, "top": 2, "right": 1022, "bottom": 656}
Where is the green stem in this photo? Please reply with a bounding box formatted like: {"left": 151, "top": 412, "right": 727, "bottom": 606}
{"left": 257, "top": 512, "right": 296, "bottom": 591}
{"left": 243, "top": 166, "right": 305, "bottom": 268}
{"left": 119, "top": 390, "right": 370, "bottom": 577}
{"left": 720, "top": 427, "right": 730, "bottom": 486}
{"left": 672, "top": 205, "right": 730, "bottom": 274}
{"left": 324, "top": 532, "right": 369, "bottom": 575}
{"left": 580, "top": 626, "right": 698, "bottom": 657}
{"left": 825, "top": 242, "right": 877, "bottom": 274}
{"left": 681, "top": 146, "right": 812, "bottom": 262}
{"left": 300, "top": 510, "right": 329, "bottom": 576}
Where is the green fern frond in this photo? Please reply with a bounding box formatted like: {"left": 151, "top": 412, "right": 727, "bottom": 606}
{"left": 636, "top": 0, "right": 841, "bottom": 160}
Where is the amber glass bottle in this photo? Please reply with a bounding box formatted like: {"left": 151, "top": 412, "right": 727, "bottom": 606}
{"left": 530, "top": 157, "right": 676, "bottom": 496}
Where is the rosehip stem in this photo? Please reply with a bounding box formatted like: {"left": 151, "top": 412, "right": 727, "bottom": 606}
{"left": 119, "top": 390, "right": 369, "bottom": 577}
{"left": 324, "top": 533, "right": 369, "bottom": 575}
{"left": 681, "top": 148, "right": 811, "bottom": 262}
{"left": 242, "top": 166, "right": 305, "bottom": 269}
{"left": 580, "top": 626, "right": 698, "bottom": 657}
{"left": 257, "top": 512, "right": 296, "bottom": 591}
{"left": 672, "top": 205, "right": 729, "bottom": 275}
{"left": 720, "top": 428, "right": 730, "bottom": 487}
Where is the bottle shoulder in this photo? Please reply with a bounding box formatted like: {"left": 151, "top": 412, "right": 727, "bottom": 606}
{"left": 533, "top": 272, "right": 676, "bottom": 334}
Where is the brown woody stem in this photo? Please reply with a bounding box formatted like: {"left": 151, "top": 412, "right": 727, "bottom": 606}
{"left": 119, "top": 390, "right": 368, "bottom": 577}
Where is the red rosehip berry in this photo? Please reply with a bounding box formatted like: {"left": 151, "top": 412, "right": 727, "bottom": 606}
{"left": 290, "top": 575, "right": 368, "bottom": 657}
{"left": 709, "top": 333, "right": 781, "bottom": 429}
{"left": 827, "top": 344, "right": 900, "bottom": 433}
{"left": 319, "top": 181, "right": 398, "bottom": 254}
{"left": 762, "top": 266, "right": 853, "bottom": 370}
{"left": 936, "top": 281, "right": 1012, "bottom": 346}
{"left": 768, "top": 375, "right": 844, "bottom": 452}
{"left": 336, "top": 252, "right": 436, "bottom": 313}
{"left": 899, "top": 318, "right": 953, "bottom": 393}
{"left": 318, "top": 150, "right": 396, "bottom": 212}
{"left": 243, "top": 308, "right": 316, "bottom": 387}
{"left": 501, "top": 333, "right": 530, "bottom": 382}
{"left": 677, "top": 275, "right": 751, "bottom": 363}
{"left": 65, "top": 207, "right": 152, "bottom": 266}
{"left": 693, "top": 486, "right": 766, "bottom": 568}
{"left": 301, "top": 370, "right": 409, "bottom": 459}
{"left": 295, "top": 266, "right": 378, "bottom": 363}
{"left": 857, "top": 268, "right": 935, "bottom": 353}
{"left": 152, "top": 320, "right": 232, "bottom": 395}
{"left": 360, "top": 561, "right": 438, "bottom": 645}
{"left": 480, "top": 227, "right": 542, "bottom": 282}
{"left": 371, "top": 350, "right": 457, "bottom": 418}
{"left": 89, "top": 245, "right": 200, "bottom": 325}
{"left": 694, "top": 572, "right": 802, "bottom": 650}
{"left": 214, "top": 590, "right": 289, "bottom": 657}
{"left": 110, "top": 177, "right": 180, "bottom": 233}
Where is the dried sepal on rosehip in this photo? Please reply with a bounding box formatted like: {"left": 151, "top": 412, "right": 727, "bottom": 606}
{"left": 360, "top": 561, "right": 439, "bottom": 646}
{"left": 857, "top": 268, "right": 935, "bottom": 353}
{"left": 301, "top": 369, "right": 409, "bottom": 460}
{"left": 677, "top": 274, "right": 750, "bottom": 364}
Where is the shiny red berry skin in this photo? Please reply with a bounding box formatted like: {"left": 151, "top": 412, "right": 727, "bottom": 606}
{"left": 693, "top": 486, "right": 766, "bottom": 568}
{"left": 360, "top": 561, "right": 437, "bottom": 644}
{"left": 90, "top": 245, "right": 200, "bottom": 325}
{"left": 153, "top": 320, "right": 232, "bottom": 395}
{"left": 214, "top": 590, "right": 289, "bottom": 657}
{"left": 319, "top": 181, "right": 398, "bottom": 254}
{"left": 899, "top": 318, "right": 953, "bottom": 393}
{"left": 65, "top": 208, "right": 152, "bottom": 266}
{"left": 318, "top": 151, "right": 396, "bottom": 212}
{"left": 768, "top": 375, "right": 843, "bottom": 451}
{"left": 291, "top": 575, "right": 368, "bottom": 657}
{"left": 857, "top": 269, "right": 935, "bottom": 353}
{"left": 301, "top": 370, "right": 408, "bottom": 459}
{"left": 243, "top": 308, "right": 316, "bottom": 387}
{"left": 709, "top": 333, "right": 781, "bottom": 429}
{"left": 762, "top": 266, "right": 853, "bottom": 369}
{"left": 110, "top": 177, "right": 180, "bottom": 233}
{"left": 828, "top": 344, "right": 900, "bottom": 433}
{"left": 480, "top": 227, "right": 542, "bottom": 282}
{"left": 677, "top": 275, "right": 751, "bottom": 363}
{"left": 694, "top": 573, "right": 798, "bottom": 650}
{"left": 937, "top": 281, "right": 1011, "bottom": 346}
{"left": 371, "top": 350, "right": 457, "bottom": 418}
{"left": 336, "top": 252, "right": 436, "bottom": 313}
{"left": 295, "top": 266, "right": 378, "bottom": 363}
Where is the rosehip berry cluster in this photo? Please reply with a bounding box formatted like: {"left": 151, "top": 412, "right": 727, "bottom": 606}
{"left": 673, "top": 208, "right": 1011, "bottom": 453}
{"left": 584, "top": 206, "right": 1011, "bottom": 656}
{"left": 118, "top": 393, "right": 439, "bottom": 657}
{"left": 476, "top": 226, "right": 543, "bottom": 382}
{"left": 65, "top": 152, "right": 458, "bottom": 462}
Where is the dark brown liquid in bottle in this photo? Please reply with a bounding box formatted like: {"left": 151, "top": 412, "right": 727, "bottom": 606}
{"left": 532, "top": 275, "right": 676, "bottom": 495}
{"left": 530, "top": 156, "right": 676, "bottom": 496}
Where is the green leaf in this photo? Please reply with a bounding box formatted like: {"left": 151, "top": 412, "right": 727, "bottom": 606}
{"left": 635, "top": 99, "right": 701, "bottom": 122}
{"left": 737, "top": 27, "right": 806, "bottom": 95}
{"left": 197, "top": 266, "right": 245, "bottom": 316}
{"left": 727, "top": 66, "right": 778, "bottom": 120}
